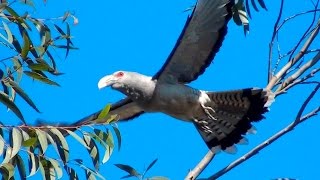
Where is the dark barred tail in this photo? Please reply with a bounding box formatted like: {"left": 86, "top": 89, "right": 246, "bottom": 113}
{"left": 195, "top": 88, "right": 274, "bottom": 152}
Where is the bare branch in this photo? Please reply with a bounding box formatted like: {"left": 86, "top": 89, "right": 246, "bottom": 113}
{"left": 268, "top": 0, "right": 284, "bottom": 83}
{"left": 276, "top": 51, "right": 320, "bottom": 92}
{"left": 185, "top": 149, "right": 216, "bottom": 180}
{"left": 266, "top": 20, "right": 320, "bottom": 90}
{"left": 276, "top": 68, "right": 320, "bottom": 96}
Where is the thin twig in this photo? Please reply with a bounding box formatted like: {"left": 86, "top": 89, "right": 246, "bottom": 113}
{"left": 208, "top": 83, "right": 320, "bottom": 180}
{"left": 275, "top": 68, "right": 320, "bottom": 96}
{"left": 268, "top": 0, "right": 284, "bottom": 83}
{"left": 266, "top": 20, "right": 320, "bottom": 90}
{"left": 276, "top": 51, "right": 320, "bottom": 92}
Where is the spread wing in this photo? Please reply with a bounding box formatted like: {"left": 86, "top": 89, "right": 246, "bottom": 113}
{"left": 153, "top": 0, "right": 233, "bottom": 83}
{"left": 74, "top": 98, "right": 144, "bottom": 126}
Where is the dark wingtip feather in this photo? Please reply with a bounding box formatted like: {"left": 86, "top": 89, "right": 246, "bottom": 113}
{"left": 203, "top": 88, "right": 273, "bottom": 150}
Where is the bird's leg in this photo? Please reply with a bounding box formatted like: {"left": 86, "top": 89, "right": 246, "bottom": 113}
{"left": 200, "top": 102, "right": 217, "bottom": 121}
{"left": 193, "top": 118, "right": 213, "bottom": 133}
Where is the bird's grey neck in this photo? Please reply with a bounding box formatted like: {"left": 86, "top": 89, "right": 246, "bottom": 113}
{"left": 114, "top": 77, "right": 156, "bottom": 101}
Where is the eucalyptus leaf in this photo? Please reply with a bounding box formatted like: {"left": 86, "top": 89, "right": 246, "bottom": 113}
{"left": 0, "top": 91, "right": 24, "bottom": 123}
{"left": 8, "top": 79, "right": 40, "bottom": 112}
{"left": 24, "top": 71, "right": 60, "bottom": 86}
{"left": 83, "top": 134, "right": 100, "bottom": 170}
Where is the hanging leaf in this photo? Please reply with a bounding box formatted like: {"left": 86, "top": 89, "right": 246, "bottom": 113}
{"left": 114, "top": 164, "right": 140, "bottom": 178}
{"left": 12, "top": 57, "right": 23, "bottom": 83}
{"left": 48, "top": 158, "right": 63, "bottom": 179}
{"left": 49, "top": 128, "right": 69, "bottom": 164}
{"left": 21, "top": 32, "right": 30, "bottom": 59}
{"left": 233, "top": 0, "right": 250, "bottom": 34}
{"left": 66, "top": 129, "right": 89, "bottom": 149}
{"left": 27, "top": 148, "right": 40, "bottom": 177}
{"left": 0, "top": 163, "right": 15, "bottom": 180}
{"left": 12, "top": 35, "right": 22, "bottom": 53}
{"left": 86, "top": 171, "right": 97, "bottom": 180}
{"left": 24, "top": 71, "right": 60, "bottom": 86}
{"left": 22, "top": 137, "right": 37, "bottom": 147}
{"left": 11, "top": 128, "right": 22, "bottom": 159}
{"left": 8, "top": 79, "right": 40, "bottom": 112}
{"left": 2, "top": 147, "right": 13, "bottom": 164}
{"left": 12, "top": 154, "right": 27, "bottom": 180}
{"left": 257, "top": 0, "right": 267, "bottom": 10}
{"left": 76, "top": 162, "right": 105, "bottom": 180}
{"left": 35, "top": 129, "right": 48, "bottom": 154}
{"left": 64, "top": 166, "right": 79, "bottom": 180}
{"left": 145, "top": 158, "right": 158, "bottom": 174}
{"left": 0, "top": 91, "right": 24, "bottom": 122}
{"left": 39, "top": 157, "right": 56, "bottom": 180}
{"left": 112, "top": 125, "right": 121, "bottom": 151}
{"left": 0, "top": 134, "right": 5, "bottom": 156}
{"left": 83, "top": 134, "right": 100, "bottom": 170}
{"left": 0, "top": 21, "right": 13, "bottom": 43}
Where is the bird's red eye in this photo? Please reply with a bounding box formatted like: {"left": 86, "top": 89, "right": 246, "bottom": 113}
{"left": 116, "top": 72, "right": 124, "bottom": 77}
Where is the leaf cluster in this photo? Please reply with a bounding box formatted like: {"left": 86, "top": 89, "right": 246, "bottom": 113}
{"left": 0, "top": 0, "right": 78, "bottom": 122}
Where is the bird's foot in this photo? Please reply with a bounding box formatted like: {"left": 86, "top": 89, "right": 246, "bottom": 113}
{"left": 200, "top": 103, "right": 217, "bottom": 120}
{"left": 193, "top": 118, "right": 212, "bottom": 133}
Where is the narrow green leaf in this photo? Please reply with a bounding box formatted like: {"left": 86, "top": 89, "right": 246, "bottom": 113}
{"left": 28, "top": 62, "right": 54, "bottom": 72}
{"left": 35, "top": 129, "right": 48, "bottom": 154}
{"left": 12, "top": 57, "right": 23, "bottom": 83}
{"left": 8, "top": 79, "right": 40, "bottom": 112}
{"left": 27, "top": 149, "right": 40, "bottom": 177}
{"left": 257, "top": 0, "right": 267, "bottom": 10}
{"left": 54, "top": 24, "right": 66, "bottom": 36}
{"left": 86, "top": 171, "right": 96, "bottom": 180}
{"left": 2, "top": 147, "right": 13, "bottom": 164}
{"left": 48, "top": 158, "right": 63, "bottom": 179}
{"left": 0, "top": 135, "right": 5, "bottom": 156}
{"left": 13, "top": 154, "right": 26, "bottom": 180}
{"left": 83, "top": 134, "right": 100, "bottom": 170}
{"left": 145, "top": 158, "right": 158, "bottom": 174}
{"left": 97, "top": 104, "right": 111, "bottom": 119}
{"left": 112, "top": 125, "right": 121, "bottom": 151}
{"left": 102, "top": 147, "right": 110, "bottom": 164}
{"left": 6, "top": 6, "right": 31, "bottom": 30}
{"left": 0, "top": 21, "right": 13, "bottom": 43}
{"left": 46, "top": 50, "right": 57, "bottom": 71}
{"left": 76, "top": 163, "right": 105, "bottom": 180}
{"left": 0, "top": 91, "right": 24, "bottom": 122}
{"left": 53, "top": 44, "right": 78, "bottom": 50}
{"left": 21, "top": 32, "right": 30, "bottom": 59}
{"left": 64, "top": 166, "right": 79, "bottom": 180}
{"left": 49, "top": 128, "right": 69, "bottom": 163}
{"left": 114, "top": 164, "right": 140, "bottom": 178}
{"left": 24, "top": 71, "right": 60, "bottom": 86}
{"left": 66, "top": 130, "right": 89, "bottom": 149}
{"left": 0, "top": 163, "right": 15, "bottom": 179}
{"left": 22, "top": 137, "right": 37, "bottom": 147}
{"left": 39, "top": 157, "right": 55, "bottom": 180}
{"left": 12, "top": 35, "right": 22, "bottom": 53}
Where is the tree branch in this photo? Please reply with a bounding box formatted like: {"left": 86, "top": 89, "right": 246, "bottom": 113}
{"left": 185, "top": 149, "right": 216, "bottom": 180}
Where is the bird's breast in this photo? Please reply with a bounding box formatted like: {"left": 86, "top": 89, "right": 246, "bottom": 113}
{"left": 144, "top": 83, "right": 202, "bottom": 121}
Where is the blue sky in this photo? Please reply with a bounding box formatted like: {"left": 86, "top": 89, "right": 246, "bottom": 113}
{"left": 2, "top": 0, "right": 320, "bottom": 179}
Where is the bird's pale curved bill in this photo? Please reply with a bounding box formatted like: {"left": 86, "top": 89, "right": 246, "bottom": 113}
{"left": 98, "top": 75, "right": 113, "bottom": 89}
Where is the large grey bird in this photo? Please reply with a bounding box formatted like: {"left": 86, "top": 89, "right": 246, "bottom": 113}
{"left": 74, "top": 0, "right": 273, "bottom": 151}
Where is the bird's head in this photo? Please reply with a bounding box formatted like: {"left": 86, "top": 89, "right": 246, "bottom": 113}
{"left": 98, "top": 71, "right": 127, "bottom": 90}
